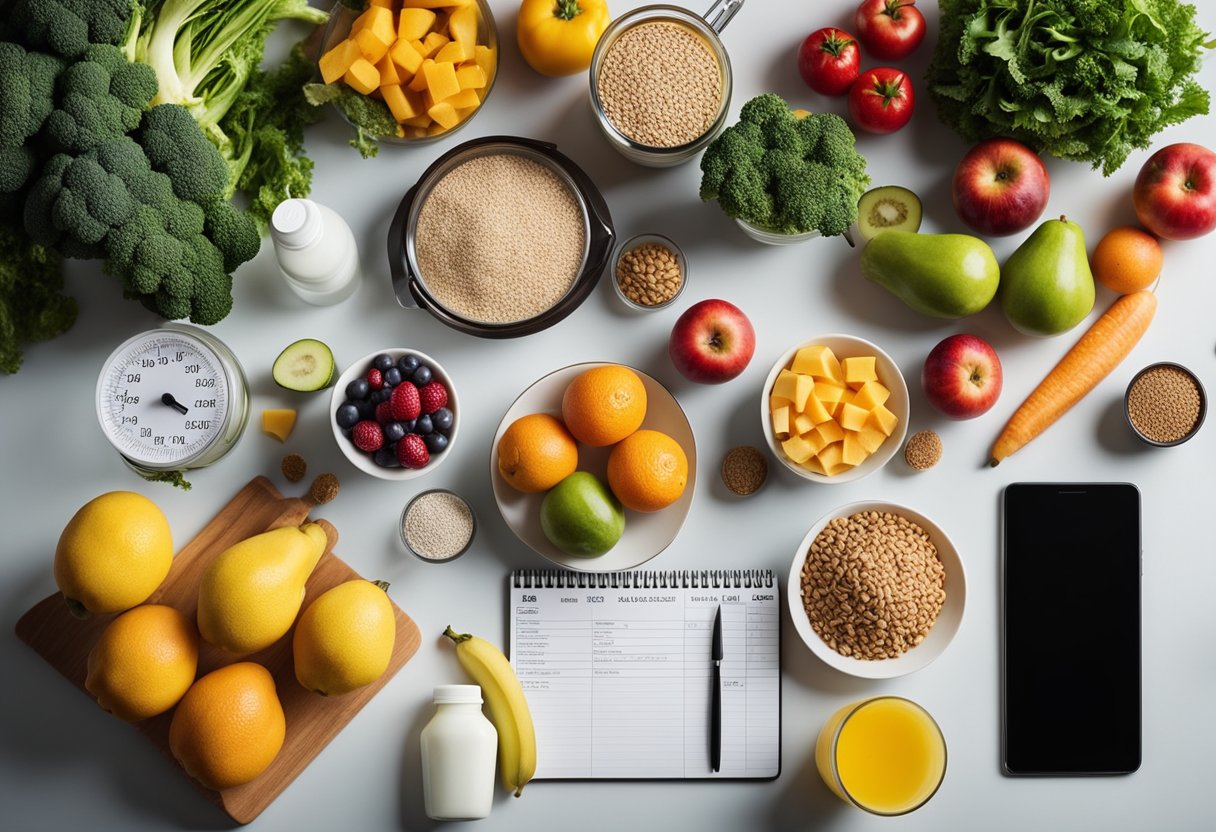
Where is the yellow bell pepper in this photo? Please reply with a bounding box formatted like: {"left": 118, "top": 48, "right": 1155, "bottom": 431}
{"left": 517, "top": 0, "right": 610, "bottom": 77}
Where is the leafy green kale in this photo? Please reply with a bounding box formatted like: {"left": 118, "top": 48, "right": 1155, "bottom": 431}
{"left": 927, "top": 0, "right": 1216, "bottom": 175}
{"left": 304, "top": 82, "right": 402, "bottom": 159}
{"left": 0, "top": 223, "right": 76, "bottom": 374}
{"left": 699, "top": 94, "right": 870, "bottom": 237}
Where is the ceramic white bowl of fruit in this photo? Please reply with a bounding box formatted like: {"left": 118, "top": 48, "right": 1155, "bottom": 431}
{"left": 760, "top": 334, "right": 908, "bottom": 483}
{"left": 331, "top": 349, "right": 458, "bottom": 480}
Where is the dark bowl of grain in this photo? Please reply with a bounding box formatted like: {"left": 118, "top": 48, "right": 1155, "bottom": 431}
{"left": 588, "top": 3, "right": 737, "bottom": 167}
{"left": 1124, "top": 362, "right": 1207, "bottom": 447}
{"left": 387, "top": 136, "right": 615, "bottom": 338}
{"left": 611, "top": 233, "right": 687, "bottom": 312}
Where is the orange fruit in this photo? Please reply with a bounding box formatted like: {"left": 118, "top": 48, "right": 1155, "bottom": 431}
{"left": 85, "top": 604, "right": 199, "bottom": 721}
{"left": 169, "top": 662, "right": 286, "bottom": 791}
{"left": 497, "top": 413, "right": 579, "bottom": 493}
{"left": 606, "top": 429, "right": 689, "bottom": 513}
{"left": 561, "top": 365, "right": 647, "bottom": 447}
{"left": 1092, "top": 226, "right": 1163, "bottom": 294}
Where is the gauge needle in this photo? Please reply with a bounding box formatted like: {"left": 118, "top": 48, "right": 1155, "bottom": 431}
{"left": 161, "top": 393, "right": 189, "bottom": 415}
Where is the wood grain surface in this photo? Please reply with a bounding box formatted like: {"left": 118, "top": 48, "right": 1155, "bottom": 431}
{"left": 15, "top": 476, "right": 421, "bottom": 824}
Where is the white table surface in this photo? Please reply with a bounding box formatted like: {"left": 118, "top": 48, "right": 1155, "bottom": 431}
{"left": 3, "top": 1, "right": 1214, "bottom": 830}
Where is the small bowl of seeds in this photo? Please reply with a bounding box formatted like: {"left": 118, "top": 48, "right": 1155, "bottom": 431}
{"left": 612, "top": 233, "right": 686, "bottom": 312}
{"left": 401, "top": 489, "right": 476, "bottom": 563}
{"left": 1124, "top": 362, "right": 1207, "bottom": 447}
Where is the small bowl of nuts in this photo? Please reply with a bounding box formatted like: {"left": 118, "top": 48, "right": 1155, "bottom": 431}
{"left": 787, "top": 501, "right": 966, "bottom": 679}
{"left": 611, "top": 233, "right": 687, "bottom": 312}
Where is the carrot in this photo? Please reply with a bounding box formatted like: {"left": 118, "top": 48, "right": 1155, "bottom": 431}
{"left": 990, "top": 290, "right": 1157, "bottom": 466}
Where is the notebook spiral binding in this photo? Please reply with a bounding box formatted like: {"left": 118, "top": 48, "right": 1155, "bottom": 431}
{"left": 512, "top": 569, "right": 776, "bottom": 589}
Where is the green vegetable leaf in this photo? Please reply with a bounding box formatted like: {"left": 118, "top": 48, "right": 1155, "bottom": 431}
{"left": 0, "top": 223, "right": 76, "bottom": 374}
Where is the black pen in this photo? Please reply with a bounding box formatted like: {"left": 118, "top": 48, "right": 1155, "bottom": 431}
{"left": 710, "top": 604, "right": 723, "bottom": 773}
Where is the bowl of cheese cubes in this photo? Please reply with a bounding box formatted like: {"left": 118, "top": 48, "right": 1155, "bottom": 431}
{"left": 761, "top": 335, "right": 908, "bottom": 483}
{"left": 315, "top": 0, "right": 497, "bottom": 144}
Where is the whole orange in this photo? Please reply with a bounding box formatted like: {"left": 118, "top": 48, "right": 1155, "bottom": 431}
{"left": 607, "top": 429, "right": 689, "bottom": 512}
{"left": 169, "top": 662, "right": 286, "bottom": 791}
{"left": 85, "top": 604, "right": 198, "bottom": 721}
{"left": 561, "top": 365, "right": 647, "bottom": 447}
{"left": 1092, "top": 226, "right": 1163, "bottom": 294}
{"left": 497, "top": 413, "right": 579, "bottom": 493}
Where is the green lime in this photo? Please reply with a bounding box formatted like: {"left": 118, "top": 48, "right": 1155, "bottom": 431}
{"left": 540, "top": 472, "right": 625, "bottom": 557}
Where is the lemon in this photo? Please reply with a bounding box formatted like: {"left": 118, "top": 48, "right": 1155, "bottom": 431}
{"left": 53, "top": 491, "right": 173, "bottom": 617}
{"left": 85, "top": 604, "right": 198, "bottom": 721}
{"left": 293, "top": 580, "right": 396, "bottom": 696}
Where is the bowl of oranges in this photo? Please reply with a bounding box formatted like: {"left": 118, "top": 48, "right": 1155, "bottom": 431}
{"left": 491, "top": 363, "right": 697, "bottom": 571}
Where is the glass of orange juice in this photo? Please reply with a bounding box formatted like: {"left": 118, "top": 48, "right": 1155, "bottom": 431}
{"left": 815, "top": 696, "right": 947, "bottom": 816}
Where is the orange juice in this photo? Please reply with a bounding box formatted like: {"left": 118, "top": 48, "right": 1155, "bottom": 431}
{"left": 815, "top": 697, "right": 946, "bottom": 815}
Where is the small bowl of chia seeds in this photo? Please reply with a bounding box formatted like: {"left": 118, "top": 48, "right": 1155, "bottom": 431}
{"left": 1124, "top": 362, "right": 1207, "bottom": 447}
{"left": 401, "top": 489, "right": 476, "bottom": 563}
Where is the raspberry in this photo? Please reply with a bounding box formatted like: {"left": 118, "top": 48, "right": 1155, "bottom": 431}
{"left": 352, "top": 420, "right": 383, "bottom": 452}
{"left": 418, "top": 381, "right": 448, "bottom": 414}
{"left": 396, "top": 433, "right": 430, "bottom": 469}
{"left": 390, "top": 382, "right": 421, "bottom": 421}
{"left": 366, "top": 367, "right": 384, "bottom": 391}
{"left": 375, "top": 401, "right": 394, "bottom": 424}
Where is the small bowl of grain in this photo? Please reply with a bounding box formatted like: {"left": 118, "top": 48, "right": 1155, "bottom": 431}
{"left": 787, "top": 501, "right": 966, "bottom": 680}
{"left": 1124, "top": 362, "right": 1207, "bottom": 447}
{"left": 401, "top": 489, "right": 476, "bottom": 563}
{"left": 611, "top": 233, "right": 687, "bottom": 312}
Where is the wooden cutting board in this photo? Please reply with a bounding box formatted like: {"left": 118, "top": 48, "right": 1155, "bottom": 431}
{"left": 15, "top": 476, "right": 421, "bottom": 824}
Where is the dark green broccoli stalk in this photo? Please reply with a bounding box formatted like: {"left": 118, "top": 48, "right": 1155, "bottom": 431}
{"left": 699, "top": 94, "right": 871, "bottom": 238}
{"left": 43, "top": 44, "right": 158, "bottom": 153}
{"left": 10, "top": 0, "right": 137, "bottom": 59}
{"left": 0, "top": 222, "right": 76, "bottom": 374}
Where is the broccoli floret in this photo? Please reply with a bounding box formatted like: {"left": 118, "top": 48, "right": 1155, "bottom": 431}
{"left": 138, "top": 104, "right": 231, "bottom": 204}
{"left": 0, "top": 222, "right": 76, "bottom": 374}
{"left": 22, "top": 151, "right": 136, "bottom": 253}
{"left": 200, "top": 195, "right": 261, "bottom": 272}
{"left": 11, "top": 0, "right": 136, "bottom": 59}
{"left": 699, "top": 94, "right": 871, "bottom": 237}
{"left": 303, "top": 82, "right": 401, "bottom": 159}
{"left": 43, "top": 44, "right": 158, "bottom": 153}
{"left": 0, "top": 43, "right": 65, "bottom": 198}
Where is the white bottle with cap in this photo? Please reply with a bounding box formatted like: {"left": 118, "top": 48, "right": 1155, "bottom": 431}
{"left": 269, "top": 198, "right": 361, "bottom": 305}
{"left": 420, "top": 684, "right": 498, "bottom": 821}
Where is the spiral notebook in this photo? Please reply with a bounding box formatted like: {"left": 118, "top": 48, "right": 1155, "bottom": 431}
{"left": 509, "top": 569, "right": 781, "bottom": 780}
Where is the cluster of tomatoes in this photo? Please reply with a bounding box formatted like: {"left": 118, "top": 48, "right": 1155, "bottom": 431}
{"left": 795, "top": 0, "right": 924, "bottom": 135}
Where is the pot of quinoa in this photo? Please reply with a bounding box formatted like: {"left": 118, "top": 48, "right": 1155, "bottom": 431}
{"left": 388, "top": 136, "right": 615, "bottom": 338}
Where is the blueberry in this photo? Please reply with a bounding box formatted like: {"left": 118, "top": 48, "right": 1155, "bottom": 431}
{"left": 373, "top": 445, "right": 401, "bottom": 468}
{"left": 371, "top": 388, "right": 392, "bottom": 404}
{"left": 400, "top": 418, "right": 416, "bottom": 433}
{"left": 424, "top": 432, "right": 449, "bottom": 454}
{"left": 384, "top": 367, "right": 402, "bottom": 387}
{"left": 336, "top": 403, "right": 360, "bottom": 429}
{"left": 397, "top": 354, "right": 419, "bottom": 374}
{"left": 411, "top": 365, "right": 432, "bottom": 386}
{"left": 384, "top": 421, "right": 406, "bottom": 443}
{"left": 413, "top": 413, "right": 433, "bottom": 435}
{"left": 372, "top": 353, "right": 394, "bottom": 372}
{"left": 346, "top": 378, "right": 370, "bottom": 400}
{"left": 355, "top": 399, "right": 376, "bottom": 419}
{"left": 431, "top": 407, "right": 453, "bottom": 432}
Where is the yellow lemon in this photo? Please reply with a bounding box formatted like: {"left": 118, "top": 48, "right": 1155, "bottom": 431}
{"left": 54, "top": 491, "right": 173, "bottom": 617}
{"left": 293, "top": 580, "right": 396, "bottom": 696}
{"left": 85, "top": 604, "right": 198, "bottom": 721}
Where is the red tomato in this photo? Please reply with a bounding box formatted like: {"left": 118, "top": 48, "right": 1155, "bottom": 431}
{"left": 854, "top": 0, "right": 926, "bottom": 60}
{"left": 848, "top": 67, "right": 914, "bottom": 134}
{"left": 796, "top": 28, "right": 861, "bottom": 97}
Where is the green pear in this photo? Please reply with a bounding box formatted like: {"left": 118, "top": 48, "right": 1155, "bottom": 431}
{"left": 197, "top": 523, "right": 329, "bottom": 654}
{"left": 540, "top": 472, "right": 624, "bottom": 557}
{"left": 860, "top": 231, "right": 1000, "bottom": 318}
{"left": 1000, "top": 216, "right": 1095, "bottom": 336}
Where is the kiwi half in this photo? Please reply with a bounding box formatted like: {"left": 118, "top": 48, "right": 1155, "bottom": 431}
{"left": 857, "top": 186, "right": 923, "bottom": 241}
{"left": 272, "top": 339, "right": 335, "bottom": 392}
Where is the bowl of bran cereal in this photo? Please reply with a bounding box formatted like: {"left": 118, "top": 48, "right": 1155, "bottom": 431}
{"left": 787, "top": 501, "right": 966, "bottom": 679}
{"left": 387, "top": 136, "right": 615, "bottom": 338}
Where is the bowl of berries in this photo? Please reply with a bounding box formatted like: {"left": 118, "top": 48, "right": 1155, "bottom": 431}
{"left": 331, "top": 349, "right": 458, "bottom": 480}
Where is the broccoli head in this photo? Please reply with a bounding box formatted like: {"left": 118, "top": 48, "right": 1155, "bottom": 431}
{"left": 138, "top": 104, "right": 230, "bottom": 204}
{"left": 699, "top": 94, "right": 871, "bottom": 237}
{"left": 0, "top": 222, "right": 76, "bottom": 374}
{"left": 44, "top": 44, "right": 158, "bottom": 153}
{"left": 200, "top": 195, "right": 260, "bottom": 272}
{"left": 22, "top": 150, "right": 136, "bottom": 253}
{"left": 11, "top": 0, "right": 136, "bottom": 59}
{"left": 0, "top": 43, "right": 64, "bottom": 197}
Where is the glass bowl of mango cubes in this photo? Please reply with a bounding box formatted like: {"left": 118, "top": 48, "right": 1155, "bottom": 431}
{"left": 761, "top": 335, "right": 909, "bottom": 483}
{"left": 315, "top": 0, "right": 497, "bottom": 144}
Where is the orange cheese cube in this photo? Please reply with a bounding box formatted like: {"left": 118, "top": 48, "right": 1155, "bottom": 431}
{"left": 456, "top": 63, "right": 487, "bottom": 89}
{"left": 793, "top": 412, "right": 815, "bottom": 437}
{"left": 852, "top": 380, "right": 890, "bottom": 411}
{"left": 842, "top": 356, "right": 878, "bottom": 389}
{"left": 405, "top": 0, "right": 473, "bottom": 7}
{"left": 842, "top": 431, "right": 868, "bottom": 466}
{"left": 803, "top": 429, "right": 828, "bottom": 455}
{"left": 771, "top": 406, "right": 791, "bottom": 438}
{"left": 818, "top": 441, "right": 845, "bottom": 471}
{"left": 408, "top": 59, "right": 435, "bottom": 91}
{"left": 390, "top": 38, "right": 425, "bottom": 75}
{"left": 319, "top": 38, "right": 361, "bottom": 84}
{"left": 447, "top": 4, "right": 478, "bottom": 47}
{"left": 772, "top": 369, "right": 800, "bottom": 403}
{"left": 354, "top": 27, "right": 391, "bottom": 63}
{"left": 377, "top": 54, "right": 404, "bottom": 87}
{"left": 868, "top": 404, "right": 899, "bottom": 437}
{"left": 398, "top": 7, "right": 437, "bottom": 40}
{"left": 423, "top": 61, "right": 460, "bottom": 102}
{"left": 369, "top": 0, "right": 394, "bottom": 7}
{"left": 343, "top": 58, "right": 381, "bottom": 95}
{"left": 793, "top": 373, "right": 814, "bottom": 412}
{"left": 815, "top": 419, "right": 844, "bottom": 445}
{"left": 474, "top": 44, "right": 495, "bottom": 77}
{"left": 856, "top": 425, "right": 888, "bottom": 454}
{"left": 401, "top": 113, "right": 433, "bottom": 128}
{"left": 351, "top": 4, "right": 394, "bottom": 36}
{"left": 802, "top": 394, "right": 834, "bottom": 426}
{"left": 427, "top": 99, "right": 460, "bottom": 129}
{"left": 825, "top": 460, "right": 855, "bottom": 477}
{"left": 444, "top": 88, "right": 480, "bottom": 110}
{"left": 800, "top": 456, "right": 828, "bottom": 476}
{"left": 382, "top": 83, "right": 425, "bottom": 122}
{"left": 422, "top": 31, "right": 450, "bottom": 57}
{"left": 434, "top": 39, "right": 469, "bottom": 63}
{"left": 261, "top": 409, "right": 296, "bottom": 442}
{"left": 769, "top": 395, "right": 793, "bottom": 414}
{"left": 791, "top": 345, "right": 843, "bottom": 382}
{"left": 812, "top": 381, "right": 846, "bottom": 406}
{"left": 781, "top": 435, "right": 815, "bottom": 465}
{"left": 838, "top": 403, "right": 869, "bottom": 432}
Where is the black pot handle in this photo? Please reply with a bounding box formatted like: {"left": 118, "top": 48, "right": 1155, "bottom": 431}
{"left": 387, "top": 183, "right": 419, "bottom": 310}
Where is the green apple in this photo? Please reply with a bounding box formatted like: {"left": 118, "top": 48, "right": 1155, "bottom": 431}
{"left": 860, "top": 231, "right": 1000, "bottom": 318}
{"left": 540, "top": 472, "right": 625, "bottom": 557}
{"left": 1000, "top": 216, "right": 1095, "bottom": 336}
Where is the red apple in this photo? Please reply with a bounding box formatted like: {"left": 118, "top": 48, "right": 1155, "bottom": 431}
{"left": 1133, "top": 142, "right": 1216, "bottom": 241}
{"left": 952, "top": 138, "right": 1050, "bottom": 236}
{"left": 921, "top": 333, "right": 1002, "bottom": 419}
{"left": 668, "top": 299, "right": 755, "bottom": 384}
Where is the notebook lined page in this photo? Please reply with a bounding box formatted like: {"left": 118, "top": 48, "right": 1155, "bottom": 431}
{"left": 510, "top": 571, "right": 780, "bottom": 780}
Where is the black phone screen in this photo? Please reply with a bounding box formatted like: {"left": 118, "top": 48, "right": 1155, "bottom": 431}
{"left": 1002, "top": 483, "right": 1141, "bottom": 775}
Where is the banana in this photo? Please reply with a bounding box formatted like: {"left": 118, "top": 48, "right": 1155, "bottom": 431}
{"left": 443, "top": 626, "right": 537, "bottom": 797}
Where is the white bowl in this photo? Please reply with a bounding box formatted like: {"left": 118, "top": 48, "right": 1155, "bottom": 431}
{"left": 787, "top": 500, "right": 966, "bottom": 679}
{"left": 330, "top": 349, "right": 458, "bottom": 481}
{"left": 760, "top": 334, "right": 909, "bottom": 484}
{"left": 735, "top": 218, "right": 822, "bottom": 245}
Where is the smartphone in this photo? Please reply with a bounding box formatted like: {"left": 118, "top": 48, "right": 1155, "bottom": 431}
{"left": 1001, "top": 483, "right": 1141, "bottom": 776}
